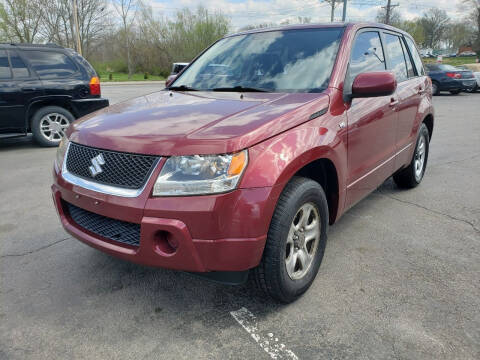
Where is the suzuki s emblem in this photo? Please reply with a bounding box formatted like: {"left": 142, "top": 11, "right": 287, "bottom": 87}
{"left": 88, "top": 153, "right": 105, "bottom": 177}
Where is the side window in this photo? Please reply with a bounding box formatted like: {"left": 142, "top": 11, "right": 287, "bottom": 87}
{"left": 9, "top": 51, "right": 30, "bottom": 78}
{"left": 405, "top": 37, "right": 425, "bottom": 76}
{"left": 400, "top": 40, "right": 415, "bottom": 78}
{"left": 23, "top": 50, "right": 78, "bottom": 79}
{"left": 349, "top": 31, "right": 386, "bottom": 81}
{"left": 384, "top": 33, "right": 408, "bottom": 82}
{"left": 0, "top": 50, "right": 12, "bottom": 79}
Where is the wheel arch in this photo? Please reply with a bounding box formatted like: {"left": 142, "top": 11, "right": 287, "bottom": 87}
{"left": 423, "top": 113, "right": 434, "bottom": 142}
{"left": 294, "top": 158, "right": 340, "bottom": 224}
{"left": 26, "top": 97, "right": 76, "bottom": 131}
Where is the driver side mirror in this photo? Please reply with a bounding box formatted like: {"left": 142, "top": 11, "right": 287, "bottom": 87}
{"left": 165, "top": 74, "right": 177, "bottom": 87}
{"left": 351, "top": 71, "right": 397, "bottom": 98}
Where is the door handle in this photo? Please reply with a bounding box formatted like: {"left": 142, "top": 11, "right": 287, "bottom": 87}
{"left": 389, "top": 98, "right": 399, "bottom": 107}
{"left": 21, "top": 87, "right": 36, "bottom": 92}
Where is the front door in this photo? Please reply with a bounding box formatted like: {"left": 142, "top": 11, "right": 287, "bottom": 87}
{"left": 344, "top": 30, "right": 398, "bottom": 209}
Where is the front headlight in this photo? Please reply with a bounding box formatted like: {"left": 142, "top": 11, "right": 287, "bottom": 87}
{"left": 55, "top": 137, "right": 70, "bottom": 170}
{"left": 153, "top": 150, "right": 248, "bottom": 196}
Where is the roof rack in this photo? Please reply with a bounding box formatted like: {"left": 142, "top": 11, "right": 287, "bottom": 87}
{"left": 0, "top": 42, "right": 63, "bottom": 48}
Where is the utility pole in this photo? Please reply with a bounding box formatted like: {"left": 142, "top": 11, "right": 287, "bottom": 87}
{"left": 382, "top": 0, "right": 399, "bottom": 25}
{"left": 72, "top": 0, "right": 82, "bottom": 55}
{"left": 342, "top": 0, "right": 347, "bottom": 22}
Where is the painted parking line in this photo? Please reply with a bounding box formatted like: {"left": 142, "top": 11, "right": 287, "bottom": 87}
{"left": 230, "top": 307, "right": 299, "bottom": 360}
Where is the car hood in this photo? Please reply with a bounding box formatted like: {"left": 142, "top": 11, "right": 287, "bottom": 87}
{"left": 68, "top": 90, "right": 329, "bottom": 156}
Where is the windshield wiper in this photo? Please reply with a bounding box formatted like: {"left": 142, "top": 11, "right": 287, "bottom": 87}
{"left": 168, "top": 85, "right": 198, "bottom": 91}
{"left": 212, "top": 86, "right": 269, "bottom": 92}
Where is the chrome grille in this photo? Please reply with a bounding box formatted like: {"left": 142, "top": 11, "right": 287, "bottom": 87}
{"left": 65, "top": 142, "right": 159, "bottom": 189}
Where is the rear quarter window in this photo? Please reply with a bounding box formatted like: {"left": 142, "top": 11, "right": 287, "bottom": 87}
{"left": 23, "top": 50, "right": 78, "bottom": 79}
{"left": 9, "top": 51, "right": 30, "bottom": 78}
{"left": 0, "top": 50, "right": 12, "bottom": 79}
{"left": 404, "top": 37, "right": 425, "bottom": 76}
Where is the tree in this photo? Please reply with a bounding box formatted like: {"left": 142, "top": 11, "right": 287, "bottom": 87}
{"left": 39, "top": 0, "right": 109, "bottom": 58}
{"left": 398, "top": 19, "right": 425, "bottom": 46}
{"left": 376, "top": 7, "right": 402, "bottom": 27}
{"left": 112, "top": 0, "right": 137, "bottom": 79}
{"left": 420, "top": 8, "right": 450, "bottom": 49}
{"left": 462, "top": 0, "right": 480, "bottom": 55}
{"left": 0, "top": 0, "right": 43, "bottom": 42}
{"left": 445, "top": 22, "right": 474, "bottom": 50}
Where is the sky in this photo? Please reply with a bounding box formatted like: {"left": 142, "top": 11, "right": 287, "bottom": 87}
{"left": 147, "top": 0, "right": 470, "bottom": 30}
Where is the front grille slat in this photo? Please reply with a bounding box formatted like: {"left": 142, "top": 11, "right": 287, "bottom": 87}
{"left": 66, "top": 142, "right": 158, "bottom": 189}
{"left": 66, "top": 202, "right": 140, "bottom": 247}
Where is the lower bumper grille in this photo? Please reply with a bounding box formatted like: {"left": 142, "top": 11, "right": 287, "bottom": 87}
{"left": 65, "top": 202, "right": 140, "bottom": 247}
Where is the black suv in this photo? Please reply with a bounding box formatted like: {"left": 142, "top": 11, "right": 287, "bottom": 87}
{"left": 0, "top": 43, "right": 109, "bottom": 146}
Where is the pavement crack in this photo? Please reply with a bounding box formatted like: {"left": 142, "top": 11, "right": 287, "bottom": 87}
{"left": 378, "top": 191, "right": 480, "bottom": 234}
{"left": 0, "top": 236, "right": 72, "bottom": 258}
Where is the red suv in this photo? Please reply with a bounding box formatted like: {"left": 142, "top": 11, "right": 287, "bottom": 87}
{"left": 52, "top": 23, "right": 433, "bottom": 302}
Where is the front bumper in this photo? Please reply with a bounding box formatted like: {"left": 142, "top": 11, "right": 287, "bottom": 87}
{"left": 52, "top": 166, "right": 277, "bottom": 272}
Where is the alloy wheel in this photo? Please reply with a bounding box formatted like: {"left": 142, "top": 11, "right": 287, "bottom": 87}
{"left": 285, "top": 202, "right": 320, "bottom": 280}
{"left": 414, "top": 134, "right": 426, "bottom": 181}
{"left": 39, "top": 113, "right": 70, "bottom": 142}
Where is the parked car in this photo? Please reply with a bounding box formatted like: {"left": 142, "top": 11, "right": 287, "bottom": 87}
{"left": 0, "top": 43, "right": 108, "bottom": 146}
{"left": 53, "top": 23, "right": 434, "bottom": 303}
{"left": 457, "top": 65, "right": 480, "bottom": 92}
{"left": 166, "top": 62, "right": 189, "bottom": 87}
{"left": 425, "top": 63, "right": 476, "bottom": 95}
{"left": 458, "top": 51, "right": 476, "bottom": 57}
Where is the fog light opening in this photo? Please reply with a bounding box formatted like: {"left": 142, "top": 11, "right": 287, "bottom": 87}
{"left": 154, "top": 231, "right": 178, "bottom": 255}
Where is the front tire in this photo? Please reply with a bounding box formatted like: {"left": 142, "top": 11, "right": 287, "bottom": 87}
{"left": 253, "top": 177, "right": 328, "bottom": 303}
{"left": 393, "top": 123, "right": 430, "bottom": 189}
{"left": 32, "top": 106, "right": 74, "bottom": 147}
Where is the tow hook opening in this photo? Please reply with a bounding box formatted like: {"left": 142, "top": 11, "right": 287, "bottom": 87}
{"left": 154, "top": 231, "right": 178, "bottom": 255}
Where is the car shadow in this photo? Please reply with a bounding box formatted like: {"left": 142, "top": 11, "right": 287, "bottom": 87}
{"left": 0, "top": 134, "right": 38, "bottom": 150}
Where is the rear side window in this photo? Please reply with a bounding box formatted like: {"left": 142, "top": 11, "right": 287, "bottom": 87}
{"left": 9, "top": 51, "right": 30, "bottom": 78}
{"left": 0, "top": 50, "right": 12, "bottom": 79}
{"left": 384, "top": 33, "right": 408, "bottom": 82}
{"left": 349, "top": 31, "right": 386, "bottom": 80}
{"left": 400, "top": 40, "right": 415, "bottom": 78}
{"left": 404, "top": 37, "right": 425, "bottom": 76}
{"left": 23, "top": 50, "right": 78, "bottom": 79}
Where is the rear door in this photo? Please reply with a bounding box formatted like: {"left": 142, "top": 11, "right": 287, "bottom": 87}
{"left": 391, "top": 35, "right": 429, "bottom": 169}
{"left": 345, "top": 29, "right": 398, "bottom": 209}
{"left": 0, "top": 49, "right": 43, "bottom": 133}
{"left": 382, "top": 32, "right": 422, "bottom": 170}
{"left": 0, "top": 49, "right": 15, "bottom": 132}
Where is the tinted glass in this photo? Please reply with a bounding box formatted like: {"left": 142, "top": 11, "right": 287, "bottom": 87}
{"left": 0, "top": 50, "right": 12, "bottom": 79}
{"left": 384, "top": 34, "right": 407, "bottom": 82}
{"left": 405, "top": 37, "right": 425, "bottom": 76}
{"left": 349, "top": 31, "right": 386, "bottom": 80}
{"left": 437, "top": 64, "right": 459, "bottom": 71}
{"left": 174, "top": 28, "right": 344, "bottom": 92}
{"left": 9, "top": 51, "right": 30, "bottom": 78}
{"left": 400, "top": 39, "right": 415, "bottom": 78}
{"left": 24, "top": 50, "right": 78, "bottom": 79}
{"left": 173, "top": 64, "right": 187, "bottom": 74}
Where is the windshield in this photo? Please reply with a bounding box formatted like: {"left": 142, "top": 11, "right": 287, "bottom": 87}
{"left": 171, "top": 27, "right": 344, "bottom": 93}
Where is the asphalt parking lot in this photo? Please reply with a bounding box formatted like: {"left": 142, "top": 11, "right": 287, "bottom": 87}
{"left": 1, "top": 84, "right": 479, "bottom": 360}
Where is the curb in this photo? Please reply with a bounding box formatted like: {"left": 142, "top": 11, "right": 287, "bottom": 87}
{"left": 101, "top": 81, "right": 165, "bottom": 86}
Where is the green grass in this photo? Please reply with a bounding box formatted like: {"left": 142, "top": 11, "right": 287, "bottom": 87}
{"left": 98, "top": 72, "right": 166, "bottom": 82}
{"left": 423, "top": 56, "right": 478, "bottom": 66}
